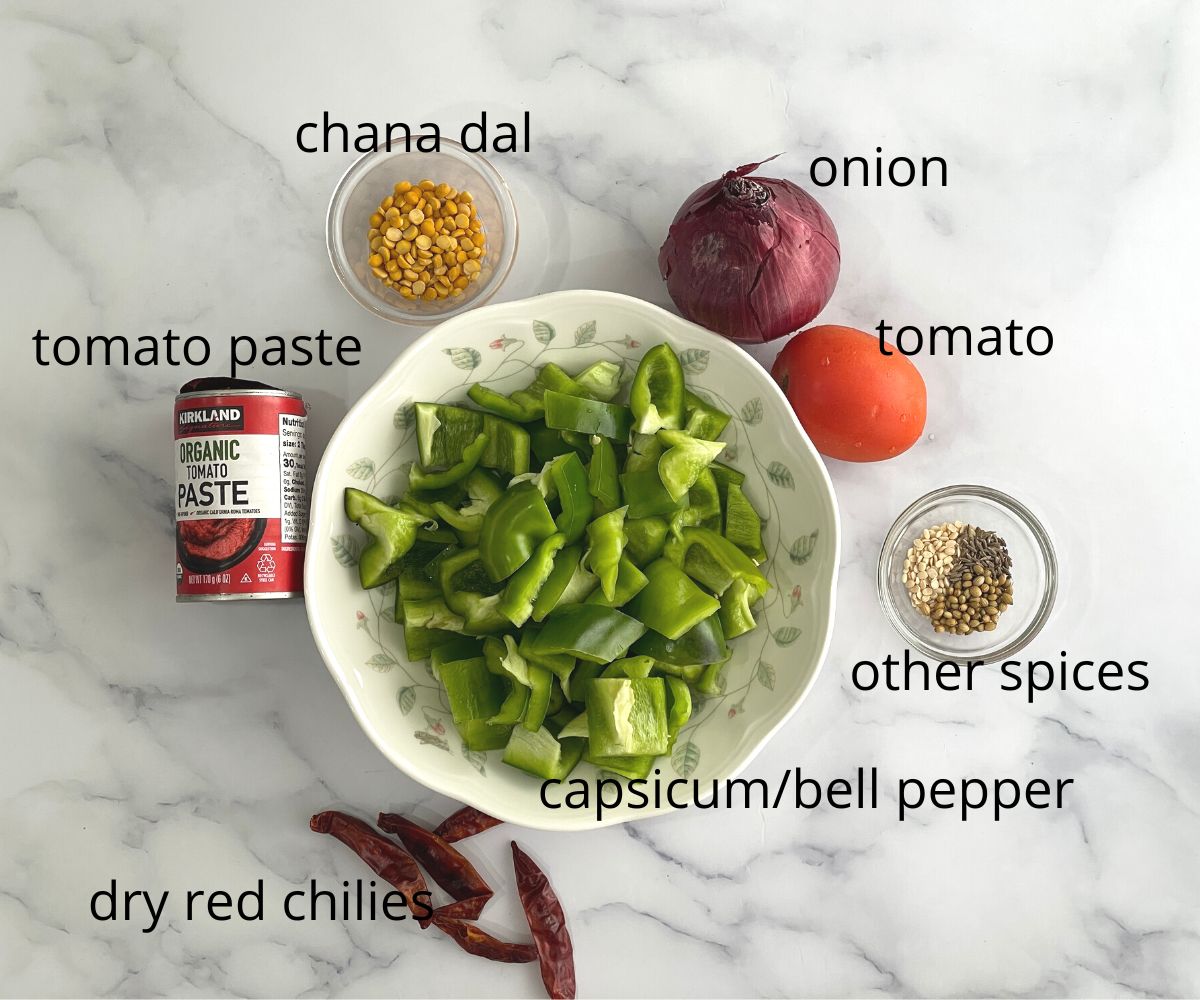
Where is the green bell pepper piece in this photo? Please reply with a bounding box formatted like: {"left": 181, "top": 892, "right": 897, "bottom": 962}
{"left": 431, "top": 469, "right": 504, "bottom": 546}
{"left": 517, "top": 628, "right": 576, "bottom": 689}
{"left": 625, "top": 558, "right": 721, "bottom": 641}
{"left": 560, "top": 430, "right": 593, "bottom": 461}
{"left": 394, "top": 538, "right": 452, "bottom": 601}
{"left": 656, "top": 429, "right": 726, "bottom": 502}
{"left": 484, "top": 634, "right": 531, "bottom": 685}
{"left": 619, "top": 468, "right": 688, "bottom": 518}
{"left": 530, "top": 544, "right": 590, "bottom": 622}
{"left": 664, "top": 526, "right": 770, "bottom": 598}
{"left": 530, "top": 604, "right": 646, "bottom": 664}
{"left": 458, "top": 718, "right": 514, "bottom": 751}
{"left": 523, "top": 664, "right": 554, "bottom": 732}
{"left": 665, "top": 676, "right": 692, "bottom": 748}
{"left": 557, "top": 711, "right": 589, "bottom": 739}
{"left": 564, "top": 660, "right": 603, "bottom": 703}
{"left": 402, "top": 595, "right": 467, "bottom": 632}
{"left": 709, "top": 461, "right": 746, "bottom": 506}
{"left": 585, "top": 677, "right": 669, "bottom": 756}
{"left": 683, "top": 389, "right": 732, "bottom": 441}
{"left": 544, "top": 390, "right": 634, "bottom": 441}
{"left": 574, "top": 361, "right": 624, "bottom": 402}
{"left": 498, "top": 533, "right": 567, "bottom": 626}
{"left": 431, "top": 637, "right": 486, "bottom": 671}
{"left": 507, "top": 363, "right": 590, "bottom": 422}
{"left": 545, "top": 706, "right": 581, "bottom": 736}
{"left": 723, "top": 482, "right": 766, "bottom": 561}
{"left": 503, "top": 726, "right": 583, "bottom": 780}
{"left": 437, "top": 656, "right": 506, "bottom": 725}
{"left": 587, "top": 435, "right": 621, "bottom": 516}
{"left": 415, "top": 402, "right": 529, "bottom": 476}
{"left": 478, "top": 480, "right": 558, "bottom": 581}
{"left": 600, "top": 655, "right": 656, "bottom": 679}
{"left": 548, "top": 452, "right": 591, "bottom": 542}
{"left": 344, "top": 489, "right": 431, "bottom": 589}
{"left": 467, "top": 383, "right": 542, "bottom": 423}
{"left": 407, "top": 432, "right": 488, "bottom": 491}
{"left": 695, "top": 660, "right": 726, "bottom": 697}
{"left": 624, "top": 516, "right": 669, "bottom": 566}
{"left": 719, "top": 576, "right": 762, "bottom": 638}
{"left": 670, "top": 467, "right": 722, "bottom": 538}
{"left": 438, "top": 547, "right": 509, "bottom": 635}
{"left": 489, "top": 682, "right": 530, "bottom": 725}
{"left": 585, "top": 505, "right": 628, "bottom": 601}
{"left": 584, "top": 554, "right": 647, "bottom": 608}
{"left": 528, "top": 419, "right": 574, "bottom": 464}
{"left": 632, "top": 613, "right": 730, "bottom": 666}
{"left": 403, "top": 625, "right": 458, "bottom": 662}
{"left": 584, "top": 750, "right": 657, "bottom": 780}
{"left": 651, "top": 661, "right": 705, "bottom": 683}
{"left": 624, "top": 432, "right": 664, "bottom": 473}
{"left": 630, "top": 343, "right": 685, "bottom": 434}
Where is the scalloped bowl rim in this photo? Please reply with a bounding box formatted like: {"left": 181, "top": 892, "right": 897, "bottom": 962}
{"left": 304, "top": 289, "right": 841, "bottom": 830}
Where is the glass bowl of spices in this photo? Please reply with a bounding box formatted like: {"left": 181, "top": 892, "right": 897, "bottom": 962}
{"left": 877, "top": 485, "right": 1058, "bottom": 664}
{"left": 326, "top": 137, "right": 518, "bottom": 325}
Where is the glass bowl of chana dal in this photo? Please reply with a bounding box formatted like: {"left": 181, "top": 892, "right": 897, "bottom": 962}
{"left": 327, "top": 137, "right": 518, "bottom": 325}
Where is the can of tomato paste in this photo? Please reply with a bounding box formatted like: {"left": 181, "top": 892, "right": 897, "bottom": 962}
{"left": 174, "top": 377, "right": 308, "bottom": 602}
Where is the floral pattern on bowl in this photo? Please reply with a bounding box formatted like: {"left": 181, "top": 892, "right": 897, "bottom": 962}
{"left": 305, "top": 290, "right": 840, "bottom": 830}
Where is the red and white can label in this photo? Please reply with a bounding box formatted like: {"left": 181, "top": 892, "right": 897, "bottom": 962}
{"left": 174, "top": 388, "right": 307, "bottom": 600}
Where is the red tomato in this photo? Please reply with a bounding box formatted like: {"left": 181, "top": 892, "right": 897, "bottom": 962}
{"left": 771, "top": 325, "right": 926, "bottom": 462}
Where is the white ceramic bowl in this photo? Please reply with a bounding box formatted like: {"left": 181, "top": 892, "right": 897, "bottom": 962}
{"left": 305, "top": 290, "right": 840, "bottom": 830}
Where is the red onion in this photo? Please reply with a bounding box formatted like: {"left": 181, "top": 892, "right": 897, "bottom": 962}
{"left": 658, "top": 157, "right": 841, "bottom": 343}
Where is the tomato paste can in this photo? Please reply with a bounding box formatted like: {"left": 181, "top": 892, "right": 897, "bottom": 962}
{"left": 174, "top": 378, "right": 308, "bottom": 601}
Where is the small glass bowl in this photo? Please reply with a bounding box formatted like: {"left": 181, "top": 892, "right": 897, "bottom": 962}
{"left": 326, "top": 137, "right": 518, "bottom": 325}
{"left": 877, "top": 485, "right": 1058, "bottom": 664}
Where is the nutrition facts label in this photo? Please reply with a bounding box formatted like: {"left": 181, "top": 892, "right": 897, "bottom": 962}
{"left": 278, "top": 413, "right": 308, "bottom": 543}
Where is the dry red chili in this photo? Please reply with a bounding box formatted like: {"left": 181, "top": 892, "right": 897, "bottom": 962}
{"left": 511, "top": 842, "right": 576, "bottom": 1000}
{"left": 310, "top": 811, "right": 433, "bottom": 927}
{"left": 433, "top": 805, "right": 503, "bottom": 843}
{"left": 431, "top": 913, "right": 539, "bottom": 964}
{"left": 377, "top": 812, "right": 493, "bottom": 920}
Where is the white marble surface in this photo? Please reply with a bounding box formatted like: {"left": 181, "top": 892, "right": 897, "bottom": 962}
{"left": 2, "top": 1, "right": 1198, "bottom": 996}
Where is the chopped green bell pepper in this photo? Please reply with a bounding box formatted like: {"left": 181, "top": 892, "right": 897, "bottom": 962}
{"left": 528, "top": 419, "right": 574, "bottom": 463}
{"left": 438, "top": 547, "right": 509, "bottom": 635}
{"left": 584, "top": 750, "right": 657, "bottom": 780}
{"left": 619, "top": 468, "right": 688, "bottom": 518}
{"left": 459, "top": 718, "right": 515, "bottom": 751}
{"left": 467, "top": 384, "right": 542, "bottom": 423}
{"left": 600, "top": 655, "right": 656, "bottom": 679}
{"left": 523, "top": 664, "right": 554, "bottom": 732}
{"left": 415, "top": 403, "right": 529, "bottom": 476}
{"left": 544, "top": 390, "right": 634, "bottom": 441}
{"left": 557, "top": 711, "right": 589, "bottom": 739}
{"left": 530, "top": 604, "right": 646, "bottom": 664}
{"left": 682, "top": 389, "right": 732, "bottom": 441}
{"left": 585, "top": 505, "right": 628, "bottom": 601}
{"left": 478, "top": 480, "right": 558, "bottom": 581}
{"left": 437, "top": 656, "right": 506, "bottom": 726}
{"left": 402, "top": 595, "right": 467, "bottom": 632}
{"left": 489, "top": 682, "right": 530, "bottom": 725}
{"left": 651, "top": 661, "right": 705, "bottom": 683}
{"left": 586, "top": 677, "right": 669, "bottom": 757}
{"left": 719, "top": 576, "right": 762, "bottom": 638}
{"left": 624, "top": 432, "right": 664, "bottom": 473}
{"left": 502, "top": 726, "right": 583, "bottom": 780}
{"left": 664, "top": 526, "right": 770, "bottom": 597}
{"left": 531, "top": 544, "right": 586, "bottom": 622}
{"left": 624, "top": 516, "right": 669, "bottom": 566}
{"left": 709, "top": 461, "right": 746, "bottom": 506}
{"left": 695, "top": 660, "right": 726, "bottom": 697}
{"left": 407, "top": 432, "right": 488, "bottom": 491}
{"left": 586, "top": 435, "right": 621, "bottom": 516}
{"left": 547, "top": 452, "right": 591, "bottom": 542}
{"left": 656, "top": 429, "right": 726, "bottom": 502}
{"left": 723, "top": 482, "right": 766, "bottom": 561}
{"left": 498, "top": 532, "right": 567, "bottom": 626}
{"left": 670, "top": 466, "right": 722, "bottom": 538}
{"left": 517, "top": 628, "right": 576, "bottom": 688}
{"left": 563, "top": 659, "right": 603, "bottom": 703}
{"left": 431, "top": 469, "right": 504, "bottom": 546}
{"left": 574, "top": 361, "right": 624, "bottom": 402}
{"left": 625, "top": 558, "right": 721, "bottom": 641}
{"left": 344, "top": 488, "right": 432, "bottom": 589}
{"left": 630, "top": 343, "right": 685, "bottom": 434}
{"left": 665, "top": 676, "right": 692, "bottom": 748}
{"left": 395, "top": 538, "right": 452, "bottom": 601}
{"left": 403, "top": 625, "right": 458, "bottom": 662}
{"left": 584, "top": 554, "right": 647, "bottom": 608}
{"left": 631, "top": 613, "right": 730, "bottom": 666}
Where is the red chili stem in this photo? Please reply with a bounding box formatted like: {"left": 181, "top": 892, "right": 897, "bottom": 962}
{"left": 377, "top": 812, "right": 493, "bottom": 915}
{"left": 431, "top": 913, "right": 538, "bottom": 964}
{"left": 511, "top": 842, "right": 576, "bottom": 1000}
{"left": 433, "top": 805, "right": 503, "bottom": 843}
{"left": 310, "top": 811, "right": 432, "bottom": 928}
